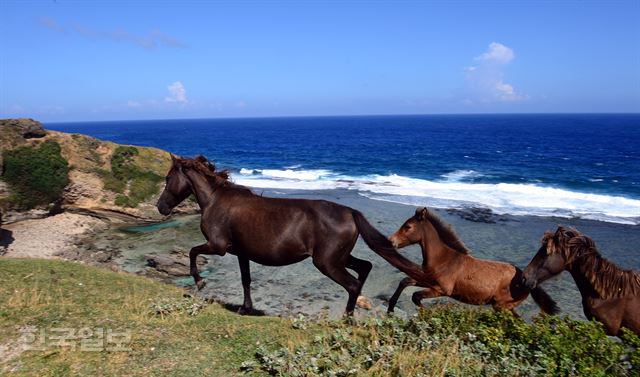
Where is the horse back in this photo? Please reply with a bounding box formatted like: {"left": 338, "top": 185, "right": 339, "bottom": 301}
{"left": 204, "top": 192, "right": 356, "bottom": 264}
{"left": 450, "top": 256, "right": 521, "bottom": 298}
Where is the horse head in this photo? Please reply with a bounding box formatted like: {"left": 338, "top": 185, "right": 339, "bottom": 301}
{"left": 157, "top": 154, "right": 192, "bottom": 216}
{"left": 523, "top": 226, "right": 576, "bottom": 289}
{"left": 389, "top": 207, "right": 429, "bottom": 249}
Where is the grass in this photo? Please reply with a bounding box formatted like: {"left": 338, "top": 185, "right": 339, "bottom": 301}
{"left": 1, "top": 259, "right": 637, "bottom": 376}
{"left": 0, "top": 259, "right": 307, "bottom": 376}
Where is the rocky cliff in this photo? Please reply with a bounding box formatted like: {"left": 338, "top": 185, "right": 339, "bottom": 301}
{"left": 1, "top": 118, "right": 193, "bottom": 224}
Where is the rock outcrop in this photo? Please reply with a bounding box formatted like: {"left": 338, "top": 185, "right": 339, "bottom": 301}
{"left": 0, "top": 118, "right": 198, "bottom": 224}
{"left": 1, "top": 118, "right": 47, "bottom": 139}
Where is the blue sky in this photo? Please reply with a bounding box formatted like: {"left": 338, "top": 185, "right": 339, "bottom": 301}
{"left": 1, "top": 1, "right": 639, "bottom": 122}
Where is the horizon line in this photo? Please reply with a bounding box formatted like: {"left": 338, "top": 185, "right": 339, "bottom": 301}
{"left": 39, "top": 111, "right": 640, "bottom": 125}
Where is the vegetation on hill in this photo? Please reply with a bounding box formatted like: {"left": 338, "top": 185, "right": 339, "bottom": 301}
{"left": 1, "top": 140, "right": 69, "bottom": 210}
{"left": 1, "top": 119, "right": 172, "bottom": 217}
{"left": 0, "top": 259, "right": 637, "bottom": 376}
{"left": 96, "top": 146, "right": 164, "bottom": 208}
{"left": 0, "top": 258, "right": 304, "bottom": 376}
{"left": 249, "top": 307, "right": 638, "bottom": 376}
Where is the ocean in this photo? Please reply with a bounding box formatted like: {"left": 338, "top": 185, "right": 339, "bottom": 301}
{"left": 48, "top": 114, "right": 640, "bottom": 225}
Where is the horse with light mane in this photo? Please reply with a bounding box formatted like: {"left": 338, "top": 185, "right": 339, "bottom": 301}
{"left": 523, "top": 226, "right": 639, "bottom": 336}
{"left": 387, "top": 207, "right": 559, "bottom": 316}
{"left": 156, "top": 155, "right": 430, "bottom": 315}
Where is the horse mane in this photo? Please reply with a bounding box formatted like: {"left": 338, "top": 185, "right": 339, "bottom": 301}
{"left": 425, "top": 210, "right": 470, "bottom": 254}
{"left": 179, "top": 155, "right": 230, "bottom": 184}
{"left": 555, "top": 227, "right": 640, "bottom": 299}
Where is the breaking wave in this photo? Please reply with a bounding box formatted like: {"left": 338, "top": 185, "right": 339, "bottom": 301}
{"left": 234, "top": 167, "right": 640, "bottom": 225}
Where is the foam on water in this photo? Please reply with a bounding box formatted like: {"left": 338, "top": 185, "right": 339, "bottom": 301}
{"left": 440, "top": 169, "right": 483, "bottom": 182}
{"left": 233, "top": 167, "right": 640, "bottom": 225}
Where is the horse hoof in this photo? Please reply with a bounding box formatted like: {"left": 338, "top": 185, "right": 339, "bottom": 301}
{"left": 356, "top": 295, "right": 372, "bottom": 310}
{"left": 196, "top": 280, "right": 206, "bottom": 290}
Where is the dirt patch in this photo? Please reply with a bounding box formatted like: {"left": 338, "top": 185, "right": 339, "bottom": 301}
{"left": 1, "top": 213, "right": 107, "bottom": 259}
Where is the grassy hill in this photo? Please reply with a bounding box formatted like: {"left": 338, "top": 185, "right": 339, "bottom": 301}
{"left": 1, "top": 259, "right": 637, "bottom": 376}
{"left": 0, "top": 258, "right": 306, "bottom": 376}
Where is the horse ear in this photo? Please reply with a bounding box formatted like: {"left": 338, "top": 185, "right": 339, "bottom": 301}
{"left": 170, "top": 154, "right": 179, "bottom": 165}
{"left": 415, "top": 207, "right": 428, "bottom": 220}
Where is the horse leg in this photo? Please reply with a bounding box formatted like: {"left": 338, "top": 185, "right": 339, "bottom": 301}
{"left": 237, "top": 256, "right": 253, "bottom": 315}
{"left": 313, "top": 258, "right": 362, "bottom": 315}
{"left": 387, "top": 277, "right": 417, "bottom": 313}
{"left": 189, "top": 241, "right": 226, "bottom": 290}
{"left": 347, "top": 255, "right": 373, "bottom": 285}
{"left": 411, "top": 287, "right": 441, "bottom": 308}
{"left": 347, "top": 256, "right": 373, "bottom": 309}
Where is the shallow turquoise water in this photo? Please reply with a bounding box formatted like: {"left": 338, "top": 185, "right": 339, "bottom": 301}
{"left": 119, "top": 219, "right": 182, "bottom": 234}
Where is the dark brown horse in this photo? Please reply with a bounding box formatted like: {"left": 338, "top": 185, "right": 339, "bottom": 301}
{"left": 156, "top": 155, "right": 428, "bottom": 315}
{"left": 387, "top": 207, "right": 559, "bottom": 316}
{"left": 523, "top": 226, "right": 640, "bottom": 336}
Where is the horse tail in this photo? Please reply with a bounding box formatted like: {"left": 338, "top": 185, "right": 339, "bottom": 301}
{"left": 530, "top": 286, "right": 560, "bottom": 315}
{"left": 352, "top": 210, "right": 432, "bottom": 283}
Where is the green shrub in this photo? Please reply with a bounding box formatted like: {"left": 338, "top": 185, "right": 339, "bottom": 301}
{"left": 104, "top": 146, "right": 162, "bottom": 208}
{"left": 114, "top": 194, "right": 131, "bottom": 207}
{"left": 2, "top": 140, "right": 69, "bottom": 209}
{"left": 622, "top": 329, "right": 640, "bottom": 376}
{"left": 103, "top": 174, "right": 127, "bottom": 193}
{"left": 111, "top": 146, "right": 139, "bottom": 180}
{"left": 247, "top": 306, "right": 634, "bottom": 376}
{"left": 129, "top": 171, "right": 163, "bottom": 203}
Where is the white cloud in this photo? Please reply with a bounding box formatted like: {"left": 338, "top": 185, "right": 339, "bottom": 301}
{"left": 462, "top": 42, "right": 525, "bottom": 103}
{"left": 165, "top": 81, "right": 188, "bottom": 103}
{"left": 475, "top": 42, "right": 514, "bottom": 64}
{"left": 38, "top": 17, "right": 186, "bottom": 49}
{"left": 127, "top": 100, "right": 142, "bottom": 108}
{"left": 494, "top": 81, "right": 522, "bottom": 101}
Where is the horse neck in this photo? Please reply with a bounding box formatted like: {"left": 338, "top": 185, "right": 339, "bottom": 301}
{"left": 184, "top": 169, "right": 217, "bottom": 209}
{"left": 419, "top": 221, "right": 461, "bottom": 269}
{"left": 566, "top": 254, "right": 602, "bottom": 300}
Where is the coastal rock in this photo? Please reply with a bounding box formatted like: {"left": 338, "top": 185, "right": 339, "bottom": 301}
{"left": 145, "top": 249, "right": 207, "bottom": 277}
{"left": 1, "top": 209, "right": 51, "bottom": 224}
{"left": 0, "top": 118, "right": 47, "bottom": 139}
{"left": 446, "top": 207, "right": 508, "bottom": 224}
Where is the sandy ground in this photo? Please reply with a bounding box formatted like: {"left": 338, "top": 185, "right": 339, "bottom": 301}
{"left": 1, "top": 213, "right": 107, "bottom": 259}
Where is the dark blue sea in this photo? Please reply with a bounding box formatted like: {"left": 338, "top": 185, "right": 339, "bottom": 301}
{"left": 47, "top": 114, "right": 640, "bottom": 224}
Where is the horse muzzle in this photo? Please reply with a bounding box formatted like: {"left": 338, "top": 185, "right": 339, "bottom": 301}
{"left": 157, "top": 202, "right": 172, "bottom": 216}
{"left": 522, "top": 275, "right": 537, "bottom": 290}
{"left": 388, "top": 235, "right": 401, "bottom": 249}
